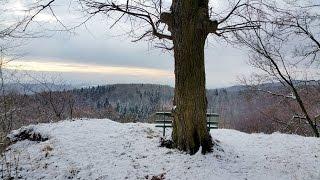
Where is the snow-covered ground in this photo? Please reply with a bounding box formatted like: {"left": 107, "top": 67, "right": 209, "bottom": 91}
{"left": 1, "top": 119, "right": 320, "bottom": 180}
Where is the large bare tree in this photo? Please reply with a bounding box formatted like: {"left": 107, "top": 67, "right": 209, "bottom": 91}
{"left": 5, "top": 0, "right": 261, "bottom": 154}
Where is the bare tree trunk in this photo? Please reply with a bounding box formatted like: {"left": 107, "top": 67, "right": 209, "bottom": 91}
{"left": 291, "top": 87, "right": 319, "bottom": 137}
{"left": 170, "top": 0, "right": 213, "bottom": 154}
{"left": 0, "top": 48, "right": 8, "bottom": 133}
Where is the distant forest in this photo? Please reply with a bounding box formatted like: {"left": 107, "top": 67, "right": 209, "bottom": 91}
{"left": 2, "top": 83, "right": 320, "bottom": 136}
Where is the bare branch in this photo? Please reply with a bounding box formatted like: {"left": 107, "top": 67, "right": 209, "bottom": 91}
{"left": 23, "top": 0, "right": 56, "bottom": 32}
{"left": 81, "top": 0, "right": 172, "bottom": 41}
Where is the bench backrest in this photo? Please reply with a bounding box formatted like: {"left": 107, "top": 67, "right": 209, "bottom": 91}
{"left": 155, "top": 111, "right": 219, "bottom": 136}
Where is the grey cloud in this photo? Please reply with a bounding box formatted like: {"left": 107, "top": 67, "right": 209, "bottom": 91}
{"left": 10, "top": 0, "right": 253, "bottom": 88}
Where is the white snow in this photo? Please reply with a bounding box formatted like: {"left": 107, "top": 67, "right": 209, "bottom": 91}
{"left": 2, "top": 119, "right": 320, "bottom": 180}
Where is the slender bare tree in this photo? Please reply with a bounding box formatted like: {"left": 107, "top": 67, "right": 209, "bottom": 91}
{"left": 0, "top": 44, "right": 18, "bottom": 150}
{"left": 234, "top": 0, "right": 320, "bottom": 137}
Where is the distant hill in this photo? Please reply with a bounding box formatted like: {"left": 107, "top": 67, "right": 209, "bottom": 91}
{"left": 3, "top": 82, "right": 319, "bottom": 136}
{"left": 71, "top": 84, "right": 174, "bottom": 121}
{"left": 3, "top": 83, "right": 74, "bottom": 94}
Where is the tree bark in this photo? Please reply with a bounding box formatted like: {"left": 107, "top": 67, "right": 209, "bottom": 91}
{"left": 169, "top": 0, "right": 213, "bottom": 154}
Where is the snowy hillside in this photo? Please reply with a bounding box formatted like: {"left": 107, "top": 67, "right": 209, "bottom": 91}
{"left": 2, "top": 119, "right": 320, "bottom": 180}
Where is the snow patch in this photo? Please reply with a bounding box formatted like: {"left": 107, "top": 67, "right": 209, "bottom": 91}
{"left": 1, "top": 119, "right": 320, "bottom": 180}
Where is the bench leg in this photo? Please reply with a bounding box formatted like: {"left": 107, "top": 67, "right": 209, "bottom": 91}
{"left": 163, "top": 127, "right": 165, "bottom": 137}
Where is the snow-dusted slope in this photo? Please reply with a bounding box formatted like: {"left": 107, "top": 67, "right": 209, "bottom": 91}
{"left": 2, "top": 119, "right": 320, "bottom": 180}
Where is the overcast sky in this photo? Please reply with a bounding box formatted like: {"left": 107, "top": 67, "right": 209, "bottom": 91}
{"left": 3, "top": 0, "right": 254, "bottom": 88}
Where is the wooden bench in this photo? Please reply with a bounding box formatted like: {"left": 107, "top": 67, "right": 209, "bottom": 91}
{"left": 155, "top": 111, "right": 219, "bottom": 136}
